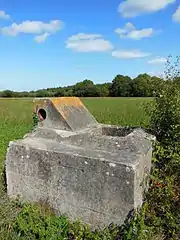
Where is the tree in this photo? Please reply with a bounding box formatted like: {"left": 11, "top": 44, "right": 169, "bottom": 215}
{"left": 174, "top": 77, "right": 180, "bottom": 85}
{"left": 109, "top": 75, "right": 132, "bottom": 97}
{"left": 54, "top": 88, "right": 65, "bottom": 97}
{"left": 132, "top": 74, "right": 152, "bottom": 97}
{"left": 64, "top": 88, "right": 74, "bottom": 97}
{"left": 0, "top": 73, "right": 165, "bottom": 98}
{"left": 0, "top": 90, "right": 15, "bottom": 98}
{"left": 150, "top": 76, "right": 164, "bottom": 95}
{"left": 35, "top": 89, "right": 50, "bottom": 97}
{"left": 95, "top": 83, "right": 110, "bottom": 97}
{"left": 73, "top": 79, "right": 98, "bottom": 97}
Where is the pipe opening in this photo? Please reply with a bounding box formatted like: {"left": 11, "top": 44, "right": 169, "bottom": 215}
{"left": 38, "top": 108, "right": 47, "bottom": 121}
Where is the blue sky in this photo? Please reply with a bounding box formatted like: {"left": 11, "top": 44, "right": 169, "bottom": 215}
{"left": 0, "top": 0, "right": 180, "bottom": 91}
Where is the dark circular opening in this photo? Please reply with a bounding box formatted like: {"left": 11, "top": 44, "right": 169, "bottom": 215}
{"left": 38, "top": 108, "right": 47, "bottom": 121}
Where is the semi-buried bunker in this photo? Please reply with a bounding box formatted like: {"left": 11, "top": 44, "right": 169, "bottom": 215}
{"left": 5, "top": 97, "right": 154, "bottom": 228}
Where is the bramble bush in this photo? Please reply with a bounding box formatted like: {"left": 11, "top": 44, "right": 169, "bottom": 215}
{"left": 143, "top": 56, "right": 180, "bottom": 239}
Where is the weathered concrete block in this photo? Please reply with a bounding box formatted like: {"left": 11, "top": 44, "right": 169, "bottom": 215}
{"left": 5, "top": 97, "right": 154, "bottom": 228}
{"left": 33, "top": 97, "right": 97, "bottom": 131}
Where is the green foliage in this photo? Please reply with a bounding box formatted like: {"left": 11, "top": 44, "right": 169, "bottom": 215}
{"left": 147, "top": 84, "right": 180, "bottom": 144}
{"left": 32, "top": 111, "right": 38, "bottom": 129}
{"left": 10, "top": 203, "right": 156, "bottom": 240}
{"left": 54, "top": 87, "right": 66, "bottom": 97}
{"left": 109, "top": 75, "right": 132, "bottom": 97}
{"left": 0, "top": 90, "right": 15, "bottom": 98}
{"left": 147, "top": 56, "right": 180, "bottom": 144}
{"left": 132, "top": 74, "right": 152, "bottom": 97}
{"left": 96, "top": 83, "right": 110, "bottom": 97}
{"left": 12, "top": 204, "right": 70, "bottom": 240}
{"left": 35, "top": 89, "right": 51, "bottom": 97}
{"left": 67, "top": 221, "right": 119, "bottom": 240}
{"left": 132, "top": 74, "right": 163, "bottom": 97}
{"left": 144, "top": 143, "right": 180, "bottom": 239}
{"left": 73, "top": 79, "right": 99, "bottom": 97}
{"left": 143, "top": 56, "right": 180, "bottom": 239}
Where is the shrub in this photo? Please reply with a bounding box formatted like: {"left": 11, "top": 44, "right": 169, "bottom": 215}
{"left": 12, "top": 204, "right": 70, "bottom": 240}
{"left": 143, "top": 56, "right": 180, "bottom": 239}
{"left": 147, "top": 56, "right": 180, "bottom": 145}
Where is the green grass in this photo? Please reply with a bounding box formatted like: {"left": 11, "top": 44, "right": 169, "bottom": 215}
{"left": 82, "top": 97, "right": 151, "bottom": 126}
{"left": 0, "top": 99, "right": 33, "bottom": 167}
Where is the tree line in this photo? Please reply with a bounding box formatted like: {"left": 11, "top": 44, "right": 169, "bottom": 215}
{"left": 0, "top": 73, "right": 180, "bottom": 98}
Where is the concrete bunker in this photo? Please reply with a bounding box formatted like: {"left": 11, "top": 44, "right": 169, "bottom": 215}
{"left": 5, "top": 97, "right": 154, "bottom": 228}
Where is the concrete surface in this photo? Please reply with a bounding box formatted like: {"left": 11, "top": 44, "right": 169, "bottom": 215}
{"left": 33, "top": 97, "right": 97, "bottom": 131}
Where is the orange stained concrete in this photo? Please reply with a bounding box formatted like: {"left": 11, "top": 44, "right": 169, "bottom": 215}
{"left": 34, "top": 97, "right": 85, "bottom": 121}
{"left": 52, "top": 97, "right": 85, "bottom": 120}
{"left": 51, "top": 97, "right": 84, "bottom": 107}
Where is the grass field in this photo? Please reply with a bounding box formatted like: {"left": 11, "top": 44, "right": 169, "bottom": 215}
{"left": 0, "top": 97, "right": 151, "bottom": 168}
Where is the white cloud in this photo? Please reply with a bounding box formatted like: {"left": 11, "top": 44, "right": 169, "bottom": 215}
{"left": 172, "top": 6, "right": 180, "bottom": 23}
{"left": 1, "top": 20, "right": 63, "bottom": 36}
{"left": 112, "top": 49, "right": 151, "bottom": 59}
{"left": 148, "top": 57, "right": 167, "bottom": 64}
{"left": 0, "top": 10, "right": 10, "bottom": 20}
{"left": 66, "top": 33, "right": 114, "bottom": 52}
{"left": 34, "top": 32, "right": 50, "bottom": 43}
{"left": 118, "top": 0, "right": 175, "bottom": 17}
{"left": 68, "top": 33, "right": 102, "bottom": 41}
{"left": 115, "top": 22, "right": 154, "bottom": 40}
